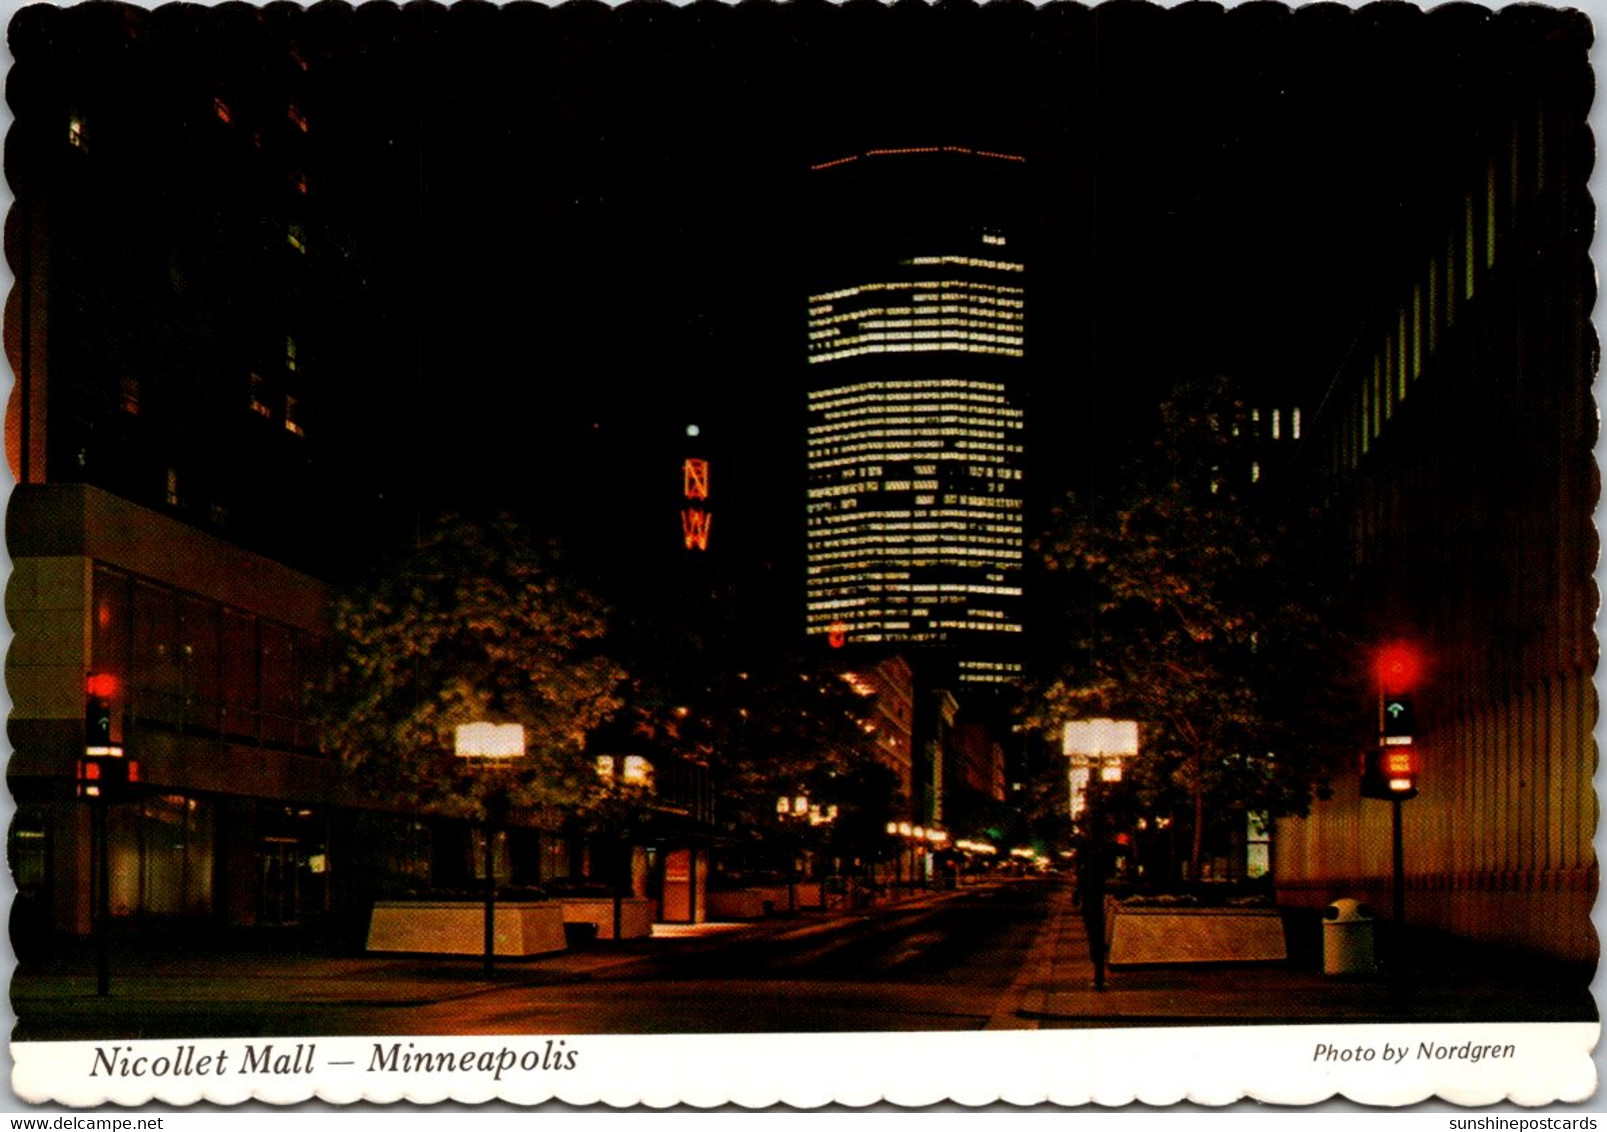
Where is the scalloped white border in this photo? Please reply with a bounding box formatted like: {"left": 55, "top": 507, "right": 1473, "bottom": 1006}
{"left": 12, "top": 1024, "right": 1599, "bottom": 1108}
{"left": 3, "top": 0, "right": 1602, "bottom": 1113}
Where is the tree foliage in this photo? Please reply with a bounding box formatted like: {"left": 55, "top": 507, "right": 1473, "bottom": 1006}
{"left": 320, "top": 513, "right": 626, "bottom": 821}
{"left": 1034, "top": 377, "right": 1362, "bottom": 874}
{"left": 607, "top": 583, "right": 894, "bottom": 858}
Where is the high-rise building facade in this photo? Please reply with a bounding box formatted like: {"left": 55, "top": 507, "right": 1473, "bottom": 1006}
{"left": 1272, "top": 36, "right": 1595, "bottom": 962}
{"left": 803, "top": 148, "right": 1029, "bottom": 689}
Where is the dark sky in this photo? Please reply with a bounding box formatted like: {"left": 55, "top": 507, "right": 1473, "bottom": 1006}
{"left": 15, "top": 1, "right": 1591, "bottom": 595}
{"left": 307, "top": 1, "right": 1577, "bottom": 588}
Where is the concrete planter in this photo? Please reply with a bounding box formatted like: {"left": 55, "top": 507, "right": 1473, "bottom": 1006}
{"left": 366, "top": 900, "right": 567, "bottom": 957}
{"left": 706, "top": 889, "right": 769, "bottom": 920}
{"left": 554, "top": 896, "right": 653, "bottom": 940}
{"left": 713, "top": 883, "right": 826, "bottom": 918}
{"left": 1107, "top": 904, "right": 1288, "bottom": 966}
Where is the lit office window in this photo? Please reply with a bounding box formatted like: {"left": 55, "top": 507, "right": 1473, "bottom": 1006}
{"left": 249, "top": 373, "right": 271, "bottom": 418}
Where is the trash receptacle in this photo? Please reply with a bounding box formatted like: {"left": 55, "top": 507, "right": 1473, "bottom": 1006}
{"left": 1323, "top": 898, "right": 1375, "bottom": 975}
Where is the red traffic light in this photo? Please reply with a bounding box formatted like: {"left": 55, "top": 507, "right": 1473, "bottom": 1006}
{"left": 1373, "top": 642, "right": 1424, "bottom": 694}
{"left": 86, "top": 673, "right": 119, "bottom": 698}
{"left": 1361, "top": 745, "right": 1419, "bottom": 800}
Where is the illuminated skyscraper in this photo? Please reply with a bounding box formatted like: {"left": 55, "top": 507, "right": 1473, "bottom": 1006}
{"left": 804, "top": 148, "right": 1028, "bottom": 687}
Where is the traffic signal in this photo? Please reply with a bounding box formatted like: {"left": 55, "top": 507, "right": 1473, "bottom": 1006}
{"left": 1373, "top": 641, "right": 1424, "bottom": 695}
{"left": 1360, "top": 745, "right": 1418, "bottom": 800}
{"left": 80, "top": 673, "right": 136, "bottom": 801}
{"left": 85, "top": 672, "right": 117, "bottom": 748}
{"left": 1382, "top": 693, "right": 1415, "bottom": 741}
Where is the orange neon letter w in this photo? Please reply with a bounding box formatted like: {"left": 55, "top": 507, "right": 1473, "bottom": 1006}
{"left": 681, "top": 508, "right": 712, "bottom": 551}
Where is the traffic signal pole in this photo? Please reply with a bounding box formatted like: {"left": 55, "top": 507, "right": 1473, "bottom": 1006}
{"left": 1391, "top": 796, "right": 1405, "bottom": 937}
{"left": 1368, "top": 642, "right": 1424, "bottom": 972}
{"left": 94, "top": 800, "right": 110, "bottom": 997}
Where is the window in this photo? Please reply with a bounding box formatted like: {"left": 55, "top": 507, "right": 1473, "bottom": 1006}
{"left": 285, "top": 336, "right": 298, "bottom": 373}
{"left": 286, "top": 223, "right": 306, "bottom": 255}
{"left": 287, "top": 103, "right": 308, "bottom": 133}
{"left": 249, "top": 372, "right": 271, "bottom": 418}
{"left": 120, "top": 376, "right": 140, "bottom": 415}
{"left": 213, "top": 97, "right": 232, "bottom": 125}
{"left": 108, "top": 794, "right": 215, "bottom": 919}
{"left": 164, "top": 468, "right": 180, "bottom": 508}
{"left": 68, "top": 115, "right": 86, "bottom": 150}
{"left": 284, "top": 395, "right": 304, "bottom": 437}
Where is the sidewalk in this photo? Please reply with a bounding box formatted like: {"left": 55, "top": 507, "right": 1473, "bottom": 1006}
{"left": 10, "top": 886, "right": 969, "bottom": 1035}
{"left": 1009, "top": 884, "right": 1598, "bottom": 1027}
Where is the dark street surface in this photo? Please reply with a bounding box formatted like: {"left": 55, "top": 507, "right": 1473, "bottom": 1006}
{"left": 11, "top": 879, "right": 1595, "bottom": 1041}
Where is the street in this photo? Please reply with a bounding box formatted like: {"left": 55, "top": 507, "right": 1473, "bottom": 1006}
{"left": 12, "top": 881, "right": 1056, "bottom": 1041}
{"left": 290, "top": 882, "right": 1050, "bottom": 1037}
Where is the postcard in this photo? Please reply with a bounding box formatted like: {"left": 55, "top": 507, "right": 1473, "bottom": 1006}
{"left": 2, "top": 0, "right": 1599, "bottom": 1109}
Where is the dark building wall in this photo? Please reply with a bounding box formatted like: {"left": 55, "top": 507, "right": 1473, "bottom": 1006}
{"left": 1274, "top": 46, "right": 1596, "bottom": 961}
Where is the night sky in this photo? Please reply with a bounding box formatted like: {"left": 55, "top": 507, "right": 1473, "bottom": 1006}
{"left": 312, "top": 3, "right": 1567, "bottom": 535}
{"left": 14, "top": 1, "right": 1591, "bottom": 605}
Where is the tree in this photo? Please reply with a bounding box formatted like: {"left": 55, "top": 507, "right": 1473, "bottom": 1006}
{"left": 1034, "top": 376, "right": 1361, "bottom": 883}
{"left": 607, "top": 581, "right": 894, "bottom": 876}
{"left": 320, "top": 513, "right": 626, "bottom": 824}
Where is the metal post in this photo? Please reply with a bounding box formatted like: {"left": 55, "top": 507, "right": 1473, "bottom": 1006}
{"left": 94, "top": 802, "right": 110, "bottom": 998}
{"left": 1391, "top": 795, "right": 1405, "bottom": 951}
{"left": 483, "top": 816, "right": 496, "bottom": 977}
{"left": 787, "top": 832, "right": 798, "bottom": 913}
{"left": 613, "top": 832, "right": 626, "bottom": 943}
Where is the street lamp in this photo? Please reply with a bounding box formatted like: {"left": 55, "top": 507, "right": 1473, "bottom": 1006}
{"left": 1062, "top": 718, "right": 1139, "bottom": 992}
{"left": 597, "top": 750, "right": 654, "bottom": 942}
{"left": 776, "top": 794, "right": 836, "bottom": 912}
{"left": 456, "top": 721, "right": 525, "bottom": 976}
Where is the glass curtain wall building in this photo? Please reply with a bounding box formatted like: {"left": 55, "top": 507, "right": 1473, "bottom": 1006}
{"left": 804, "top": 148, "right": 1029, "bottom": 688}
